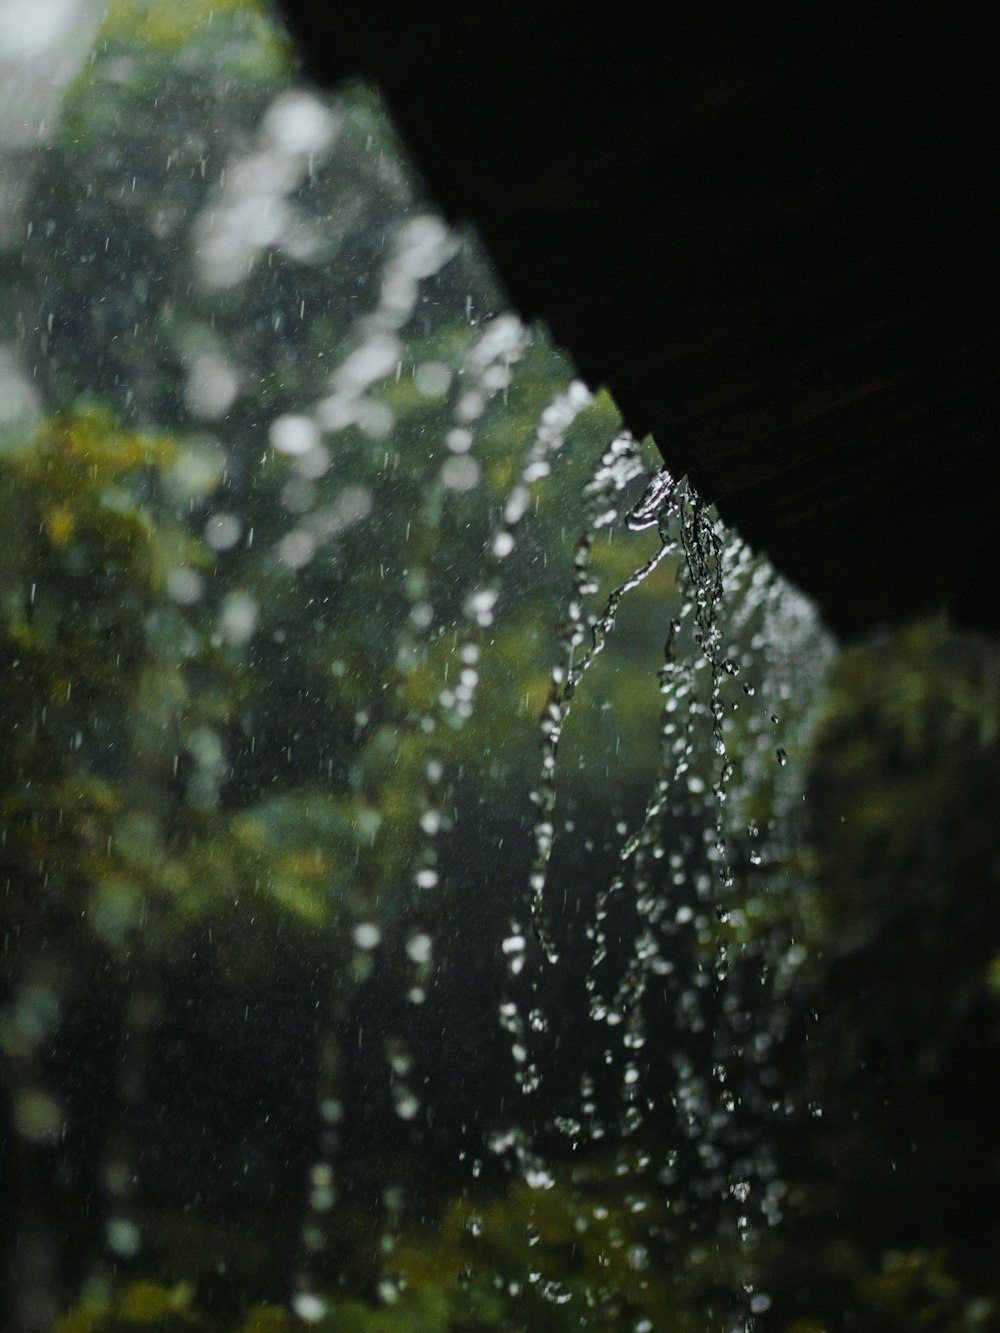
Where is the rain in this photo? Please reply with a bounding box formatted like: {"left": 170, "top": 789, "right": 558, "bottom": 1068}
{"left": 2, "top": 3, "right": 999, "bottom": 1332}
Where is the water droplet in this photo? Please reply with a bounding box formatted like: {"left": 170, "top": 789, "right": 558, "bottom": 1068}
{"left": 405, "top": 932, "right": 433, "bottom": 964}
{"left": 292, "top": 1293, "right": 328, "bottom": 1323}
{"left": 106, "top": 1218, "right": 140, "bottom": 1257}
{"left": 525, "top": 1166, "right": 555, "bottom": 1190}
{"left": 271, "top": 413, "right": 318, "bottom": 456}
{"left": 352, "top": 923, "right": 382, "bottom": 950}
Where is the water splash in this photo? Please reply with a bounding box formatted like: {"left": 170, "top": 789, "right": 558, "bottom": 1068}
{"left": 529, "top": 443, "right": 679, "bottom": 961}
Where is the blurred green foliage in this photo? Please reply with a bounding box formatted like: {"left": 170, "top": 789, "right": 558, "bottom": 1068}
{"left": 746, "top": 621, "right": 1000, "bottom": 1331}
{"left": 2, "top": 0, "right": 999, "bottom": 1330}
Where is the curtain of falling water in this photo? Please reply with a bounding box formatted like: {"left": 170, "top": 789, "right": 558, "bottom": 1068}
{"left": 0, "top": 9, "right": 835, "bottom": 1328}
{"left": 511, "top": 451, "right": 833, "bottom": 1250}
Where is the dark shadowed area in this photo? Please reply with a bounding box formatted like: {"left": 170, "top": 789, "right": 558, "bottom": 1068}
{"left": 279, "top": 1, "right": 1000, "bottom": 637}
